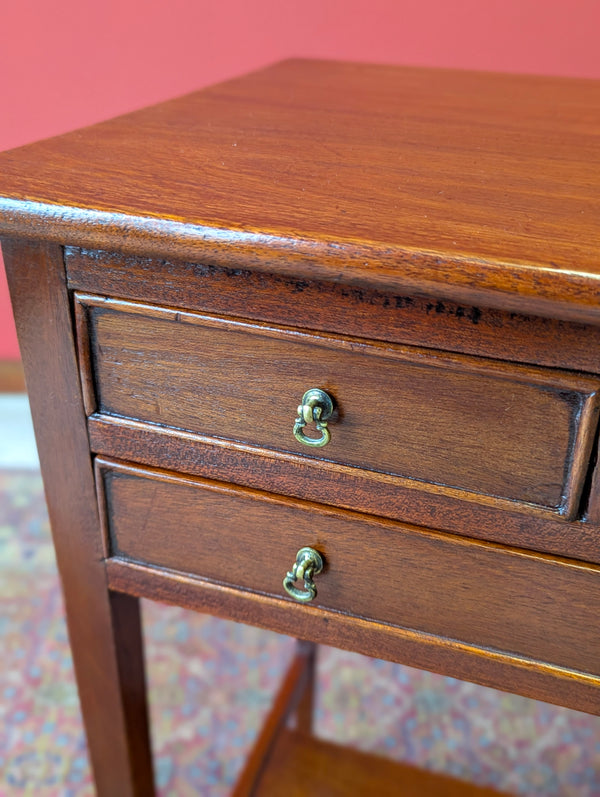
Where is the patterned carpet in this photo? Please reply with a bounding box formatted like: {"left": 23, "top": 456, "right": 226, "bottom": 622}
{"left": 1, "top": 469, "right": 600, "bottom": 796}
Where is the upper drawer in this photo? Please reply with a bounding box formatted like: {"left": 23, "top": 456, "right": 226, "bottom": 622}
{"left": 75, "top": 295, "right": 600, "bottom": 517}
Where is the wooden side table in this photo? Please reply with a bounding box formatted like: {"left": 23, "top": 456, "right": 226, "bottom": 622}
{"left": 2, "top": 59, "right": 600, "bottom": 795}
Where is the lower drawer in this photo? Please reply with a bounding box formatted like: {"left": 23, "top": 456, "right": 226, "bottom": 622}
{"left": 97, "top": 459, "right": 600, "bottom": 677}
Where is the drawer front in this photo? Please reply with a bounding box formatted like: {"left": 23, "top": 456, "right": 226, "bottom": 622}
{"left": 78, "top": 295, "right": 600, "bottom": 516}
{"left": 99, "top": 460, "right": 600, "bottom": 677}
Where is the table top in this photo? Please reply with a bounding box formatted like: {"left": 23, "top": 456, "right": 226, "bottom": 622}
{"left": 1, "top": 59, "right": 599, "bottom": 320}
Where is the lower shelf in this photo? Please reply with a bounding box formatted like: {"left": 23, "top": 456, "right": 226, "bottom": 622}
{"left": 255, "top": 729, "right": 501, "bottom": 797}
{"left": 232, "top": 640, "right": 504, "bottom": 796}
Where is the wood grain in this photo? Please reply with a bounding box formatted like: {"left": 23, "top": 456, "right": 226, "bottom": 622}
{"left": 87, "top": 414, "right": 600, "bottom": 564}
{"left": 1, "top": 61, "right": 600, "bottom": 322}
{"left": 106, "top": 558, "right": 600, "bottom": 716}
{"left": 66, "top": 247, "right": 600, "bottom": 375}
{"left": 1, "top": 239, "right": 154, "bottom": 796}
{"left": 5, "top": 59, "right": 600, "bottom": 795}
{"left": 255, "top": 729, "right": 504, "bottom": 797}
{"left": 78, "top": 294, "right": 600, "bottom": 514}
{"left": 98, "top": 458, "right": 600, "bottom": 678}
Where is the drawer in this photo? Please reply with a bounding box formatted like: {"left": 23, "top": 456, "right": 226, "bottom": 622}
{"left": 98, "top": 459, "right": 600, "bottom": 677}
{"left": 78, "top": 295, "right": 600, "bottom": 519}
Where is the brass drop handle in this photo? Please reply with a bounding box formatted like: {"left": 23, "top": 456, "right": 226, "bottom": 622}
{"left": 293, "top": 388, "right": 334, "bottom": 448}
{"left": 283, "top": 547, "right": 324, "bottom": 603}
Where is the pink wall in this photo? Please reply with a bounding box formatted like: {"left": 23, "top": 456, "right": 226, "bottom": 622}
{"left": 2, "top": 0, "right": 600, "bottom": 359}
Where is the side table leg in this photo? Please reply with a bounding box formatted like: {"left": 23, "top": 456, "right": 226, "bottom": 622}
{"left": 232, "top": 639, "right": 316, "bottom": 796}
{"left": 108, "top": 591, "right": 155, "bottom": 794}
{"left": 3, "top": 239, "right": 155, "bottom": 796}
{"left": 295, "top": 641, "right": 317, "bottom": 735}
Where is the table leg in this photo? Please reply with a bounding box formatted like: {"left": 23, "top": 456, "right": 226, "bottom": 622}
{"left": 3, "top": 238, "right": 155, "bottom": 796}
{"left": 295, "top": 641, "right": 317, "bottom": 735}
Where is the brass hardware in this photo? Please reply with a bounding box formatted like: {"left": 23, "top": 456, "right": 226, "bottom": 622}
{"left": 293, "top": 388, "right": 334, "bottom": 448}
{"left": 283, "top": 547, "right": 324, "bottom": 603}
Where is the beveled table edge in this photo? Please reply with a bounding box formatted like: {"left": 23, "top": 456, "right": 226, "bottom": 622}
{"left": 2, "top": 198, "right": 600, "bottom": 325}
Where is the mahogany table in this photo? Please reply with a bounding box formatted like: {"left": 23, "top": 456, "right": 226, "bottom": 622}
{"left": 2, "top": 59, "right": 600, "bottom": 795}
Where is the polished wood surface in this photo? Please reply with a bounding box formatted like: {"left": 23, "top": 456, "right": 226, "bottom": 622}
{"left": 3, "top": 60, "right": 600, "bottom": 794}
{"left": 67, "top": 248, "right": 600, "bottom": 375}
{"left": 98, "top": 459, "right": 600, "bottom": 679}
{"left": 78, "top": 294, "right": 600, "bottom": 513}
{"left": 87, "top": 413, "right": 600, "bottom": 564}
{"left": 2, "top": 239, "right": 155, "bottom": 796}
{"left": 255, "top": 729, "right": 503, "bottom": 797}
{"left": 106, "top": 556, "right": 600, "bottom": 717}
{"left": 0, "top": 61, "right": 600, "bottom": 322}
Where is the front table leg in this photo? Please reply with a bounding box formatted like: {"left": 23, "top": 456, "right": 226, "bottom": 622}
{"left": 3, "top": 238, "right": 155, "bottom": 796}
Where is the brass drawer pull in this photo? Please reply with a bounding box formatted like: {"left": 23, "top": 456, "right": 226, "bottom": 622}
{"left": 283, "top": 547, "right": 324, "bottom": 603}
{"left": 293, "top": 388, "right": 334, "bottom": 448}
